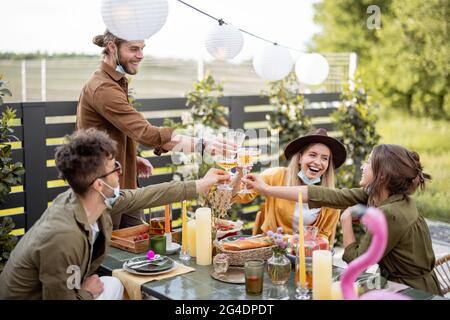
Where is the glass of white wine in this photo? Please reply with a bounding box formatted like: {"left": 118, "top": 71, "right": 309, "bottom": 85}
{"left": 214, "top": 130, "right": 246, "bottom": 190}
{"left": 237, "top": 147, "right": 261, "bottom": 194}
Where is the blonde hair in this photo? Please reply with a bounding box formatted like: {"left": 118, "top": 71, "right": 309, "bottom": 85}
{"left": 284, "top": 144, "right": 335, "bottom": 188}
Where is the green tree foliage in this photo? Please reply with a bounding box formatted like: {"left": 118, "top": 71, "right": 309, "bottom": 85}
{"left": 332, "top": 77, "right": 380, "bottom": 188}
{"left": 313, "top": 0, "right": 450, "bottom": 119}
{"left": 331, "top": 77, "right": 380, "bottom": 246}
{"left": 0, "top": 76, "right": 24, "bottom": 272}
{"left": 265, "top": 72, "right": 312, "bottom": 165}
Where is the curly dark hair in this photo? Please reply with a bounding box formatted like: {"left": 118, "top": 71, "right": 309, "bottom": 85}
{"left": 55, "top": 128, "right": 117, "bottom": 195}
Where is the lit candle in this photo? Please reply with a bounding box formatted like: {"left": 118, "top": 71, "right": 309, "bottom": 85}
{"left": 187, "top": 219, "right": 196, "bottom": 257}
{"left": 195, "top": 207, "right": 212, "bottom": 265}
{"left": 298, "top": 191, "right": 306, "bottom": 288}
{"left": 312, "top": 250, "right": 332, "bottom": 300}
{"left": 181, "top": 201, "right": 188, "bottom": 252}
{"left": 164, "top": 204, "right": 171, "bottom": 233}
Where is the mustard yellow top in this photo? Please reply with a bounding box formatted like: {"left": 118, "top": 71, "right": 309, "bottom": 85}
{"left": 232, "top": 167, "right": 340, "bottom": 244}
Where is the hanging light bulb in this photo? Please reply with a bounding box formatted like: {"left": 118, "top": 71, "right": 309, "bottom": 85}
{"left": 253, "top": 44, "right": 293, "bottom": 81}
{"left": 101, "top": 0, "right": 169, "bottom": 41}
{"left": 205, "top": 20, "right": 244, "bottom": 60}
{"left": 295, "top": 53, "right": 330, "bottom": 85}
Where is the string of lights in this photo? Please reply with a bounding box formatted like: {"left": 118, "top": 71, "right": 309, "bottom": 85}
{"left": 175, "top": 0, "right": 302, "bottom": 52}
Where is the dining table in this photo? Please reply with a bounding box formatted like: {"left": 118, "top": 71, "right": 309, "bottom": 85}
{"left": 98, "top": 246, "right": 447, "bottom": 300}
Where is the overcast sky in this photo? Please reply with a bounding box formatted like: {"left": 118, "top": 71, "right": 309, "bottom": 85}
{"left": 1, "top": 0, "right": 321, "bottom": 61}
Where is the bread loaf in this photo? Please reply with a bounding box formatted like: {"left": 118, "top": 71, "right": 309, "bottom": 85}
{"left": 221, "top": 236, "right": 273, "bottom": 251}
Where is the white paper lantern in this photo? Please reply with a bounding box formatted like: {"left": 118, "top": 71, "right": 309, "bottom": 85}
{"left": 205, "top": 23, "right": 244, "bottom": 60}
{"left": 101, "top": 0, "right": 169, "bottom": 41}
{"left": 295, "top": 53, "right": 330, "bottom": 85}
{"left": 253, "top": 44, "right": 293, "bottom": 81}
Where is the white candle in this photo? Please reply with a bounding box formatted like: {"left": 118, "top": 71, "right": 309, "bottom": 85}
{"left": 331, "top": 281, "right": 343, "bottom": 300}
{"left": 331, "top": 281, "right": 358, "bottom": 300}
{"left": 187, "top": 219, "right": 197, "bottom": 257}
{"left": 312, "top": 250, "right": 332, "bottom": 300}
{"left": 195, "top": 207, "right": 212, "bottom": 265}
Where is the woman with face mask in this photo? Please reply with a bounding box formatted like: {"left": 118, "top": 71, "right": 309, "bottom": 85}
{"left": 242, "top": 144, "right": 443, "bottom": 296}
{"left": 231, "top": 128, "right": 347, "bottom": 247}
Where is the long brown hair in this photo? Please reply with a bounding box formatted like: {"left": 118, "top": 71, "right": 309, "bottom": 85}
{"left": 285, "top": 144, "right": 335, "bottom": 188}
{"left": 367, "top": 144, "right": 431, "bottom": 206}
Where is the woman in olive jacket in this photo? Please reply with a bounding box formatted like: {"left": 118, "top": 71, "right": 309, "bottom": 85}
{"left": 242, "top": 144, "right": 443, "bottom": 296}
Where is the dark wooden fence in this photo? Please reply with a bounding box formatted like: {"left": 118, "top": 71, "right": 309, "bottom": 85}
{"left": 0, "top": 93, "right": 341, "bottom": 234}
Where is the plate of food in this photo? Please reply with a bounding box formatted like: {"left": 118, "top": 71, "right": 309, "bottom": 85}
{"left": 215, "top": 219, "right": 243, "bottom": 240}
{"left": 123, "top": 256, "right": 176, "bottom": 275}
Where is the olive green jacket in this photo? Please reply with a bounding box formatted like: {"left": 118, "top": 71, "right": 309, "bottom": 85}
{"left": 308, "top": 186, "right": 443, "bottom": 296}
{"left": 0, "top": 181, "right": 196, "bottom": 300}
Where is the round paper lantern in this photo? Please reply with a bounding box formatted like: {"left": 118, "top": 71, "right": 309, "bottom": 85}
{"left": 253, "top": 44, "right": 293, "bottom": 81}
{"left": 101, "top": 0, "right": 169, "bottom": 41}
{"left": 205, "top": 22, "right": 244, "bottom": 60}
{"left": 295, "top": 53, "right": 330, "bottom": 85}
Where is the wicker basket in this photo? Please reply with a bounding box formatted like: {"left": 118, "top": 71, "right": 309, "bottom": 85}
{"left": 214, "top": 240, "right": 274, "bottom": 266}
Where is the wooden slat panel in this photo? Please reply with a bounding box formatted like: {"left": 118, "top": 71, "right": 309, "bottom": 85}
{"left": 9, "top": 214, "right": 26, "bottom": 230}
{"left": 8, "top": 125, "right": 23, "bottom": 141}
{"left": 0, "top": 192, "right": 25, "bottom": 209}
{"left": 138, "top": 173, "right": 174, "bottom": 186}
{"left": 12, "top": 149, "right": 24, "bottom": 163}
{"left": 243, "top": 112, "right": 267, "bottom": 122}
{"left": 46, "top": 123, "right": 76, "bottom": 138}
{"left": 139, "top": 155, "right": 172, "bottom": 168}
{"left": 45, "top": 101, "right": 78, "bottom": 116}
{"left": 304, "top": 93, "right": 341, "bottom": 103}
{"left": 145, "top": 117, "right": 181, "bottom": 127}
{"left": 47, "top": 186, "right": 70, "bottom": 202}
{"left": 136, "top": 98, "right": 188, "bottom": 111}
{"left": 47, "top": 167, "right": 60, "bottom": 181}
{"left": 305, "top": 107, "right": 337, "bottom": 117}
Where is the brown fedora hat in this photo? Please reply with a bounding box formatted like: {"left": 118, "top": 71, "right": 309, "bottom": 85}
{"left": 284, "top": 128, "right": 347, "bottom": 168}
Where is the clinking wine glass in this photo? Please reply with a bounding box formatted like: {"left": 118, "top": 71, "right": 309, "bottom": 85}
{"left": 238, "top": 147, "right": 261, "bottom": 194}
{"left": 214, "top": 130, "right": 246, "bottom": 190}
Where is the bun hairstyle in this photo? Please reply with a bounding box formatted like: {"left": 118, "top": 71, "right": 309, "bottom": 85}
{"left": 92, "top": 30, "right": 126, "bottom": 55}
{"left": 367, "top": 144, "right": 431, "bottom": 206}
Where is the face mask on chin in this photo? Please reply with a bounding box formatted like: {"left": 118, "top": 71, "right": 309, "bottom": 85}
{"left": 98, "top": 180, "right": 120, "bottom": 209}
{"left": 114, "top": 47, "right": 126, "bottom": 75}
{"left": 298, "top": 169, "right": 321, "bottom": 185}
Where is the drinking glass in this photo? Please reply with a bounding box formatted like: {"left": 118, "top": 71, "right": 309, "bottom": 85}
{"left": 244, "top": 259, "right": 265, "bottom": 295}
{"left": 214, "top": 130, "right": 246, "bottom": 190}
{"left": 238, "top": 147, "right": 261, "bottom": 194}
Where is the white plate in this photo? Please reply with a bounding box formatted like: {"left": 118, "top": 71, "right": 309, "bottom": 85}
{"left": 166, "top": 242, "right": 181, "bottom": 254}
{"left": 124, "top": 261, "right": 178, "bottom": 276}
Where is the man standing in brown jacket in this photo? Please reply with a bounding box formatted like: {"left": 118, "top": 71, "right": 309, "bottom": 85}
{"left": 77, "top": 30, "right": 235, "bottom": 229}
{"left": 0, "top": 129, "right": 228, "bottom": 299}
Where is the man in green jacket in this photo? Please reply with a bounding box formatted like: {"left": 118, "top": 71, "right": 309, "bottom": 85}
{"left": 0, "top": 128, "right": 229, "bottom": 299}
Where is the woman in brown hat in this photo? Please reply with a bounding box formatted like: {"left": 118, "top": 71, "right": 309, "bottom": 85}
{"left": 231, "top": 128, "right": 347, "bottom": 247}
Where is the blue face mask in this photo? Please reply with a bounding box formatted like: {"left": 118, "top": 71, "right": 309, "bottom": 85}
{"left": 99, "top": 181, "right": 120, "bottom": 209}
{"left": 114, "top": 49, "right": 126, "bottom": 74}
{"left": 298, "top": 169, "right": 321, "bottom": 185}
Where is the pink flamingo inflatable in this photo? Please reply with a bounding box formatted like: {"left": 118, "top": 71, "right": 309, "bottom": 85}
{"left": 340, "top": 207, "right": 410, "bottom": 300}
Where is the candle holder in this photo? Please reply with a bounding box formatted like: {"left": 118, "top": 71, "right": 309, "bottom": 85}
{"left": 179, "top": 249, "right": 191, "bottom": 262}
{"left": 294, "top": 254, "right": 312, "bottom": 300}
{"left": 295, "top": 283, "right": 311, "bottom": 300}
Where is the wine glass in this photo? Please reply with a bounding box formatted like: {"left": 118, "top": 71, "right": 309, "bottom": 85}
{"left": 214, "top": 130, "right": 246, "bottom": 190}
{"left": 237, "top": 147, "right": 261, "bottom": 194}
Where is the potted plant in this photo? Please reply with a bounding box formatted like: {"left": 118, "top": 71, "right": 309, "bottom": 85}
{"left": 0, "top": 75, "right": 25, "bottom": 272}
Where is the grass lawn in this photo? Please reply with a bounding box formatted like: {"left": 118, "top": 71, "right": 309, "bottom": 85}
{"left": 376, "top": 109, "right": 450, "bottom": 223}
